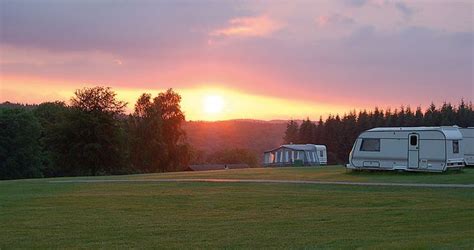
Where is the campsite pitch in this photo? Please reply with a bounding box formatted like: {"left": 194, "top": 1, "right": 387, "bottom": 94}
{"left": 1, "top": 166, "right": 473, "bottom": 248}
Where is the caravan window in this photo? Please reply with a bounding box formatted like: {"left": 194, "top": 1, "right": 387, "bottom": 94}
{"left": 360, "top": 139, "right": 380, "bottom": 152}
{"left": 453, "top": 140, "right": 459, "bottom": 154}
{"left": 319, "top": 150, "right": 324, "bottom": 157}
{"left": 410, "top": 135, "right": 417, "bottom": 146}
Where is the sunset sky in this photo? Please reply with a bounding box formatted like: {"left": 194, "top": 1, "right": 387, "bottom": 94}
{"left": 1, "top": 0, "right": 473, "bottom": 121}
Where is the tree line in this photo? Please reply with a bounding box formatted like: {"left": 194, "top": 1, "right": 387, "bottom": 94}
{"left": 0, "top": 86, "right": 191, "bottom": 180}
{"left": 283, "top": 101, "right": 474, "bottom": 164}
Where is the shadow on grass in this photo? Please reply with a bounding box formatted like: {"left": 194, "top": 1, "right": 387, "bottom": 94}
{"left": 345, "top": 168, "right": 466, "bottom": 177}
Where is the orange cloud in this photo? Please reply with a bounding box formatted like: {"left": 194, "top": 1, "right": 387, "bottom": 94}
{"left": 211, "top": 15, "right": 283, "bottom": 38}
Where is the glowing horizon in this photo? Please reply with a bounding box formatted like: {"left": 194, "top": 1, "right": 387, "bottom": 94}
{"left": 0, "top": 78, "right": 356, "bottom": 121}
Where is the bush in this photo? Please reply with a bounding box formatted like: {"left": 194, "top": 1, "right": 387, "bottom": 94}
{"left": 0, "top": 108, "right": 43, "bottom": 179}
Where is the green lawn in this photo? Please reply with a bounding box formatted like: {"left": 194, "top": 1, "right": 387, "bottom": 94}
{"left": 84, "top": 165, "right": 474, "bottom": 184}
{"left": 1, "top": 166, "right": 473, "bottom": 248}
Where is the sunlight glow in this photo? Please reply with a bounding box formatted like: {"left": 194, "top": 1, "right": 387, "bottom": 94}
{"left": 203, "top": 95, "right": 225, "bottom": 114}
{"left": 0, "top": 79, "right": 355, "bottom": 122}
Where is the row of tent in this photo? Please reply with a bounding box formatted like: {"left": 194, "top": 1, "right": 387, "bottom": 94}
{"left": 263, "top": 126, "right": 473, "bottom": 172}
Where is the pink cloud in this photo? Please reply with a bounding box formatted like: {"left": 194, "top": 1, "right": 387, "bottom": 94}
{"left": 316, "top": 14, "right": 355, "bottom": 27}
{"left": 210, "top": 15, "right": 284, "bottom": 38}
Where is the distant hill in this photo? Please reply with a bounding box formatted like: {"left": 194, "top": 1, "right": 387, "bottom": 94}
{"left": 0, "top": 101, "right": 288, "bottom": 159}
{"left": 183, "top": 120, "right": 287, "bottom": 157}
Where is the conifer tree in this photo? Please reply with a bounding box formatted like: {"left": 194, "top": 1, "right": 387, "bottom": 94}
{"left": 283, "top": 120, "right": 299, "bottom": 144}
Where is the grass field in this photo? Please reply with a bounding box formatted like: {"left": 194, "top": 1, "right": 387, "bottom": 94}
{"left": 1, "top": 166, "right": 473, "bottom": 248}
{"left": 62, "top": 165, "right": 474, "bottom": 184}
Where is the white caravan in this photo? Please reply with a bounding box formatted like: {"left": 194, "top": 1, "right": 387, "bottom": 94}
{"left": 264, "top": 144, "right": 327, "bottom": 166}
{"left": 459, "top": 128, "right": 474, "bottom": 166}
{"left": 346, "top": 127, "right": 465, "bottom": 172}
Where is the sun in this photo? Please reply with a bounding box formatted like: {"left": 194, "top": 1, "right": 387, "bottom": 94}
{"left": 203, "top": 95, "right": 225, "bottom": 114}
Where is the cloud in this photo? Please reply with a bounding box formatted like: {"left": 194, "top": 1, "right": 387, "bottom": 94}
{"left": 206, "top": 25, "right": 473, "bottom": 106}
{"left": 394, "top": 2, "right": 415, "bottom": 19}
{"left": 210, "top": 15, "right": 284, "bottom": 38}
{"left": 317, "top": 14, "right": 355, "bottom": 27}
{"left": 315, "top": 14, "right": 356, "bottom": 39}
{"left": 342, "top": 0, "right": 416, "bottom": 19}
{"left": 342, "top": 0, "right": 369, "bottom": 7}
{"left": 0, "top": 0, "right": 471, "bottom": 109}
{"left": 0, "top": 0, "right": 238, "bottom": 56}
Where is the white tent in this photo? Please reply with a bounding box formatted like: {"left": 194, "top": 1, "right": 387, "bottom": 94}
{"left": 264, "top": 144, "right": 327, "bottom": 166}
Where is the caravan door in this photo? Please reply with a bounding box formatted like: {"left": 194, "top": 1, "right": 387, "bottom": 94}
{"left": 408, "top": 134, "right": 419, "bottom": 169}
